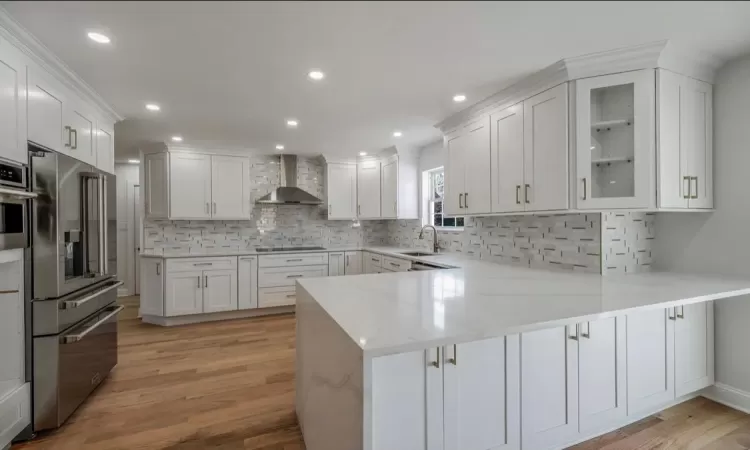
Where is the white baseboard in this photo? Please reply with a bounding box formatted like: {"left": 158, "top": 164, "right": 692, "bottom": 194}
{"left": 141, "top": 306, "right": 295, "bottom": 326}
{"left": 702, "top": 383, "right": 750, "bottom": 414}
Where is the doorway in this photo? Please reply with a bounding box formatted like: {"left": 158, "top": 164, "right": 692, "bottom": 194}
{"left": 133, "top": 184, "right": 141, "bottom": 295}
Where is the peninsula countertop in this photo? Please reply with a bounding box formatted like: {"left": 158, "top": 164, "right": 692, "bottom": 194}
{"left": 296, "top": 254, "right": 750, "bottom": 357}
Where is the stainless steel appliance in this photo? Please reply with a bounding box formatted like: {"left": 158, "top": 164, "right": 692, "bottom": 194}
{"left": 0, "top": 157, "right": 35, "bottom": 251}
{"left": 28, "top": 144, "right": 122, "bottom": 431}
{"left": 255, "top": 155, "right": 323, "bottom": 205}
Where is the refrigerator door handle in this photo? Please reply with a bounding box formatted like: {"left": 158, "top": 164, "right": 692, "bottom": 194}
{"left": 100, "top": 175, "right": 107, "bottom": 276}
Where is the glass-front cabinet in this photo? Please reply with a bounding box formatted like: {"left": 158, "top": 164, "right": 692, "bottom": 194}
{"left": 575, "top": 69, "right": 655, "bottom": 209}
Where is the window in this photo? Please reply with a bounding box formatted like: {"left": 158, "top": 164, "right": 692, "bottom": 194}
{"left": 427, "top": 168, "right": 464, "bottom": 229}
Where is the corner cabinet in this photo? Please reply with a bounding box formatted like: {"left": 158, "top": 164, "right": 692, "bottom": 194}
{"left": 444, "top": 117, "right": 492, "bottom": 216}
{"left": 326, "top": 162, "right": 357, "bottom": 220}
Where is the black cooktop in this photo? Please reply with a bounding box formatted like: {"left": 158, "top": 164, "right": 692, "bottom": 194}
{"left": 255, "top": 246, "right": 326, "bottom": 253}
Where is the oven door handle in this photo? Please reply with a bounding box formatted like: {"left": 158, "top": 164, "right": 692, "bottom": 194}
{"left": 0, "top": 187, "right": 37, "bottom": 199}
{"left": 60, "top": 281, "right": 123, "bottom": 309}
{"left": 60, "top": 305, "right": 124, "bottom": 344}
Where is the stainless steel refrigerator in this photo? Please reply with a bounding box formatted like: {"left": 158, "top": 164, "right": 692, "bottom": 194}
{"left": 28, "top": 144, "right": 122, "bottom": 431}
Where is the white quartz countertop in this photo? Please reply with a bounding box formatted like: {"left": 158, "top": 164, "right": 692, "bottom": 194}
{"left": 138, "top": 246, "right": 457, "bottom": 261}
{"left": 297, "top": 252, "right": 750, "bottom": 357}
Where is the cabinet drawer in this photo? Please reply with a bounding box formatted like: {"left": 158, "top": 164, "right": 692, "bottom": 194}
{"left": 259, "top": 252, "right": 329, "bottom": 268}
{"left": 167, "top": 257, "right": 237, "bottom": 273}
{"left": 382, "top": 256, "right": 411, "bottom": 272}
{"left": 366, "top": 253, "right": 382, "bottom": 267}
{"left": 258, "top": 286, "right": 296, "bottom": 308}
{"left": 258, "top": 265, "right": 328, "bottom": 288}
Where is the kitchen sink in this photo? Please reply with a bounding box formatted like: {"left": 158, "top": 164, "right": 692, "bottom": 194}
{"left": 399, "top": 251, "right": 435, "bottom": 257}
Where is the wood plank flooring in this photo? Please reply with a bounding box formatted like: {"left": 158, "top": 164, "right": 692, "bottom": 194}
{"left": 13, "top": 296, "right": 750, "bottom": 450}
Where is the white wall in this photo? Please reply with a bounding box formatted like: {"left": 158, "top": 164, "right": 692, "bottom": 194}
{"left": 115, "top": 163, "right": 140, "bottom": 296}
{"left": 653, "top": 55, "right": 750, "bottom": 393}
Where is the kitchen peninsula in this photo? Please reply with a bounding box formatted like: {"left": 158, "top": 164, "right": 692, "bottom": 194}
{"left": 294, "top": 252, "right": 750, "bottom": 450}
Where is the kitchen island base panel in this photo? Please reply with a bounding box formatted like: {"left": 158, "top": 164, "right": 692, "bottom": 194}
{"left": 141, "top": 306, "right": 294, "bottom": 327}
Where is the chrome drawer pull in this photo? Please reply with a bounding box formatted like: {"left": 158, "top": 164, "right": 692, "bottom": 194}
{"left": 287, "top": 274, "right": 303, "bottom": 278}
{"left": 286, "top": 259, "right": 303, "bottom": 262}
{"left": 193, "top": 262, "right": 213, "bottom": 266}
{"left": 60, "top": 305, "right": 124, "bottom": 344}
{"left": 61, "top": 281, "right": 123, "bottom": 309}
{"left": 286, "top": 294, "right": 296, "bottom": 298}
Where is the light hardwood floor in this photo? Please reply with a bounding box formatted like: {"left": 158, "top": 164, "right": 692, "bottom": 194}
{"left": 14, "top": 296, "right": 750, "bottom": 449}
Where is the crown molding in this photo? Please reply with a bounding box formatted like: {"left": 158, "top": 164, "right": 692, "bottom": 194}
{"left": 0, "top": 7, "right": 122, "bottom": 122}
{"left": 436, "top": 40, "right": 722, "bottom": 133}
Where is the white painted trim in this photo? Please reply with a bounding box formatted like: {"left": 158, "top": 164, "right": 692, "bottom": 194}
{"left": 0, "top": 7, "right": 121, "bottom": 122}
{"left": 141, "top": 306, "right": 295, "bottom": 326}
{"left": 701, "top": 383, "right": 750, "bottom": 414}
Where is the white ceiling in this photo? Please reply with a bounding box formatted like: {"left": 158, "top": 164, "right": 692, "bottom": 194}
{"left": 5, "top": 1, "right": 750, "bottom": 160}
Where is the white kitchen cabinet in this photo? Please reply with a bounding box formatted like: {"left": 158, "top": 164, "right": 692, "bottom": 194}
{"left": 521, "top": 325, "right": 579, "bottom": 450}
{"left": 139, "top": 258, "right": 164, "bottom": 316}
{"left": 381, "top": 157, "right": 398, "bottom": 219}
{"left": 626, "top": 308, "right": 675, "bottom": 416}
{"left": 576, "top": 70, "right": 654, "bottom": 209}
{"left": 238, "top": 256, "right": 258, "bottom": 310}
{"left": 328, "top": 252, "right": 346, "bottom": 276}
{"left": 95, "top": 120, "right": 115, "bottom": 174}
{"left": 65, "top": 99, "right": 97, "bottom": 166}
{"left": 165, "top": 270, "right": 204, "bottom": 316}
{"left": 144, "top": 153, "right": 170, "bottom": 219}
{"left": 258, "top": 286, "right": 296, "bottom": 308}
{"left": 357, "top": 159, "right": 381, "bottom": 219}
{"left": 674, "top": 302, "right": 714, "bottom": 397}
{"left": 658, "top": 70, "right": 713, "bottom": 209}
{"left": 344, "top": 251, "right": 362, "bottom": 275}
{"left": 523, "top": 83, "right": 569, "bottom": 212}
{"left": 169, "top": 152, "right": 212, "bottom": 219}
{"left": 258, "top": 252, "right": 329, "bottom": 268}
{"left": 203, "top": 269, "right": 238, "bottom": 313}
{"left": 211, "top": 155, "right": 251, "bottom": 219}
{"left": 0, "top": 249, "right": 24, "bottom": 400}
{"left": 0, "top": 41, "right": 27, "bottom": 164}
{"left": 444, "top": 117, "right": 491, "bottom": 216}
{"left": 363, "top": 252, "right": 382, "bottom": 274}
{"left": 27, "top": 66, "right": 65, "bottom": 154}
{"left": 258, "top": 265, "right": 328, "bottom": 288}
{"left": 490, "top": 103, "right": 524, "bottom": 213}
{"left": 326, "top": 162, "right": 357, "bottom": 220}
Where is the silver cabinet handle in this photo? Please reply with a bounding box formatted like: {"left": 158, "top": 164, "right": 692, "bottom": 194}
{"left": 61, "top": 281, "right": 124, "bottom": 309}
{"left": 371, "top": 258, "right": 378, "bottom": 262}
{"left": 582, "top": 178, "right": 587, "bottom": 201}
{"left": 204, "top": 275, "right": 208, "bottom": 288}
{"left": 393, "top": 201, "right": 396, "bottom": 213}
{"left": 464, "top": 192, "right": 469, "bottom": 209}
{"left": 60, "top": 306, "right": 124, "bottom": 344}
{"left": 458, "top": 193, "right": 463, "bottom": 209}
{"left": 358, "top": 204, "right": 361, "bottom": 215}
{"left": 286, "top": 294, "right": 296, "bottom": 298}
{"left": 516, "top": 185, "right": 521, "bottom": 204}
{"left": 193, "top": 262, "right": 213, "bottom": 266}
{"left": 691, "top": 177, "right": 699, "bottom": 199}
{"left": 286, "top": 258, "right": 303, "bottom": 262}
{"left": 196, "top": 276, "right": 201, "bottom": 288}
{"left": 677, "top": 305, "right": 685, "bottom": 319}
{"left": 287, "top": 274, "right": 303, "bottom": 278}
{"left": 581, "top": 321, "right": 591, "bottom": 339}
{"left": 525, "top": 184, "right": 531, "bottom": 204}
{"left": 205, "top": 202, "right": 209, "bottom": 214}
{"left": 430, "top": 347, "right": 440, "bottom": 368}
{"left": 64, "top": 126, "right": 71, "bottom": 147}
{"left": 389, "top": 262, "right": 399, "bottom": 267}
{"left": 240, "top": 257, "right": 255, "bottom": 261}
{"left": 213, "top": 202, "right": 217, "bottom": 214}
{"left": 668, "top": 307, "right": 677, "bottom": 320}
{"left": 156, "top": 262, "right": 161, "bottom": 275}
{"left": 328, "top": 204, "right": 332, "bottom": 215}
{"left": 448, "top": 344, "right": 457, "bottom": 365}
{"left": 346, "top": 254, "right": 350, "bottom": 266}
{"left": 568, "top": 324, "right": 579, "bottom": 340}
{"left": 683, "top": 176, "right": 691, "bottom": 199}
{"left": 71, "top": 128, "right": 78, "bottom": 149}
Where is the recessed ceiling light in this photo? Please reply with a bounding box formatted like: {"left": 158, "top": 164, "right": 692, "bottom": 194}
{"left": 359, "top": 152, "right": 367, "bottom": 156}
{"left": 171, "top": 136, "right": 183, "bottom": 142}
{"left": 308, "top": 70, "right": 325, "bottom": 81}
{"left": 145, "top": 103, "right": 160, "bottom": 111}
{"left": 87, "top": 32, "right": 111, "bottom": 44}
{"left": 128, "top": 159, "right": 140, "bottom": 164}
{"left": 453, "top": 94, "right": 467, "bottom": 103}
{"left": 393, "top": 131, "right": 402, "bottom": 138}
{"left": 286, "top": 119, "right": 299, "bottom": 128}
{"left": 275, "top": 144, "right": 285, "bottom": 150}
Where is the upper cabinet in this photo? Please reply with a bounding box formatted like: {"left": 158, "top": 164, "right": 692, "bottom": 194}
{"left": 95, "top": 120, "right": 115, "bottom": 174}
{"left": 357, "top": 159, "right": 381, "bottom": 219}
{"left": 326, "top": 162, "right": 357, "bottom": 220}
{"left": 144, "top": 150, "right": 251, "bottom": 220}
{"left": 0, "top": 40, "right": 27, "bottom": 165}
{"left": 27, "top": 66, "right": 65, "bottom": 155}
{"left": 65, "top": 99, "right": 97, "bottom": 166}
{"left": 575, "top": 70, "right": 655, "bottom": 209}
{"left": 444, "top": 117, "right": 491, "bottom": 216}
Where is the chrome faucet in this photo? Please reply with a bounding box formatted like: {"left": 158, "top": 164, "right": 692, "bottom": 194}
{"left": 419, "top": 224, "right": 440, "bottom": 253}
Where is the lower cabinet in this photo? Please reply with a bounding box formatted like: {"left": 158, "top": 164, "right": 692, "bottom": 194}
{"left": 238, "top": 256, "right": 258, "bottom": 310}
{"left": 165, "top": 270, "right": 204, "bottom": 316}
{"left": 344, "top": 251, "right": 362, "bottom": 275}
{"left": 329, "top": 252, "right": 346, "bottom": 276}
{"left": 674, "top": 302, "right": 714, "bottom": 397}
{"left": 371, "top": 336, "right": 520, "bottom": 450}
{"left": 203, "top": 269, "right": 238, "bottom": 313}
{"left": 364, "top": 252, "right": 382, "bottom": 274}
{"left": 163, "top": 257, "right": 239, "bottom": 317}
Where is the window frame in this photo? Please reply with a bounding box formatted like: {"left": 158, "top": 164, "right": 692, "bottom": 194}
{"left": 425, "top": 167, "right": 464, "bottom": 231}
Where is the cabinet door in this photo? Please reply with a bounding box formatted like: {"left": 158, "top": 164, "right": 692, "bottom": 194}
{"left": 95, "top": 122, "right": 114, "bottom": 174}
{"left": 444, "top": 336, "right": 520, "bottom": 450}
{"left": 139, "top": 259, "right": 164, "bottom": 317}
{"left": 357, "top": 160, "right": 381, "bottom": 219}
{"left": 0, "top": 251, "right": 24, "bottom": 399}
{"left": 444, "top": 130, "right": 466, "bottom": 216}
{"left": 371, "top": 349, "right": 440, "bottom": 450}
{"left": 27, "top": 67, "right": 65, "bottom": 153}
{"left": 144, "top": 153, "right": 169, "bottom": 218}
{"left": 683, "top": 78, "right": 713, "bottom": 209}
{"left": 327, "top": 163, "right": 357, "bottom": 220}
{"left": 328, "top": 252, "right": 345, "bottom": 276}
{"left": 169, "top": 152, "right": 211, "bottom": 219}
{"left": 238, "top": 256, "right": 258, "bottom": 310}
{"left": 344, "top": 251, "right": 362, "bottom": 275}
{"left": 490, "top": 104, "right": 525, "bottom": 213}
{"left": 675, "top": 302, "right": 714, "bottom": 397}
{"left": 523, "top": 83, "right": 569, "bottom": 212}
{"left": 463, "top": 117, "right": 492, "bottom": 215}
{"left": 203, "top": 269, "right": 238, "bottom": 313}
{"left": 626, "top": 308, "right": 675, "bottom": 416}
{"left": 66, "top": 101, "right": 97, "bottom": 165}
{"left": 576, "top": 70, "right": 654, "bottom": 209}
{"left": 578, "top": 317, "right": 627, "bottom": 434}
{"left": 521, "top": 325, "right": 578, "bottom": 450}
{"left": 211, "top": 155, "right": 250, "bottom": 219}
{"left": 0, "top": 42, "right": 27, "bottom": 164}
{"left": 381, "top": 158, "right": 398, "bottom": 219}
{"left": 165, "top": 271, "right": 203, "bottom": 316}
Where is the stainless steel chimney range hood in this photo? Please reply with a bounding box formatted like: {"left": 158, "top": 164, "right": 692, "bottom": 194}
{"left": 256, "top": 154, "right": 323, "bottom": 205}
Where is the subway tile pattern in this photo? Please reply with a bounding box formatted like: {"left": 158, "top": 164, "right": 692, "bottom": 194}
{"left": 601, "top": 212, "right": 655, "bottom": 274}
{"left": 388, "top": 214, "right": 602, "bottom": 273}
